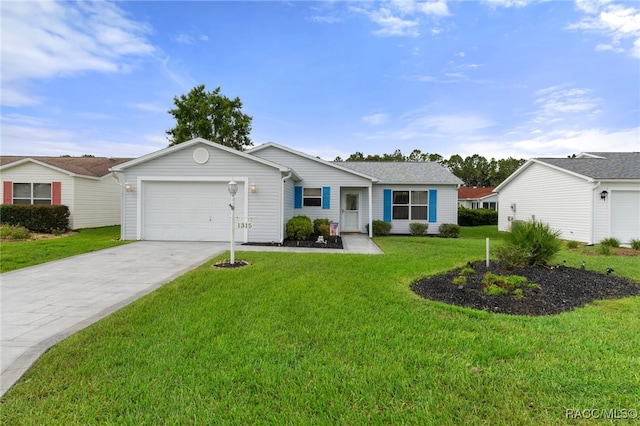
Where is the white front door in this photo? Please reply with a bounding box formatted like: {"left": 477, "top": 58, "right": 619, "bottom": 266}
{"left": 342, "top": 192, "right": 360, "bottom": 232}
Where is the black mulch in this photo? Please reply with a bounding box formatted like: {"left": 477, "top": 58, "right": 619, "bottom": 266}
{"left": 243, "top": 235, "right": 343, "bottom": 249}
{"left": 411, "top": 261, "right": 640, "bottom": 316}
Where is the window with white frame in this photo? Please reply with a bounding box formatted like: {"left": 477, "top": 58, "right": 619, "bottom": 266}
{"left": 392, "top": 190, "right": 427, "bottom": 220}
{"left": 483, "top": 202, "right": 498, "bottom": 210}
{"left": 303, "top": 187, "right": 322, "bottom": 207}
{"left": 13, "top": 183, "right": 52, "bottom": 205}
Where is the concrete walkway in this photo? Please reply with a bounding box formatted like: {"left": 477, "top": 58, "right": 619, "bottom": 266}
{"left": 0, "top": 235, "right": 382, "bottom": 396}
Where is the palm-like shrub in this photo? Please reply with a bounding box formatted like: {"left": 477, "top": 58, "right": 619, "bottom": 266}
{"left": 498, "top": 220, "right": 561, "bottom": 267}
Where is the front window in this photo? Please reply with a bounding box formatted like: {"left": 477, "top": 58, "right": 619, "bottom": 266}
{"left": 13, "top": 183, "right": 52, "bottom": 205}
{"left": 392, "top": 190, "right": 427, "bottom": 220}
{"left": 303, "top": 188, "right": 322, "bottom": 207}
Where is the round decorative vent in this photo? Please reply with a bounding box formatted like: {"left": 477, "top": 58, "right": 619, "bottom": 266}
{"left": 193, "top": 147, "right": 209, "bottom": 164}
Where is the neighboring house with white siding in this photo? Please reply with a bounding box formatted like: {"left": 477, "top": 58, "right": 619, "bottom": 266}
{"left": 495, "top": 152, "right": 640, "bottom": 245}
{"left": 458, "top": 187, "right": 498, "bottom": 210}
{"left": 111, "top": 138, "right": 462, "bottom": 242}
{"left": 0, "top": 156, "right": 133, "bottom": 229}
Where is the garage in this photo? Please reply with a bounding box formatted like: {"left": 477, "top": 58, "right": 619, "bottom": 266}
{"left": 610, "top": 190, "right": 640, "bottom": 244}
{"left": 142, "top": 180, "right": 244, "bottom": 241}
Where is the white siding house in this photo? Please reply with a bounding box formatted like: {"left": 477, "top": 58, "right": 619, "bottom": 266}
{"left": 495, "top": 152, "right": 640, "bottom": 245}
{"left": 0, "top": 156, "right": 132, "bottom": 229}
{"left": 112, "top": 139, "right": 463, "bottom": 242}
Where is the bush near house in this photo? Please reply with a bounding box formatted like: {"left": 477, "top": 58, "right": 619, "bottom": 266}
{"left": 313, "top": 218, "right": 331, "bottom": 239}
{"left": 438, "top": 223, "right": 460, "bottom": 238}
{"left": 458, "top": 207, "right": 498, "bottom": 226}
{"left": 409, "top": 222, "right": 428, "bottom": 236}
{"left": 0, "top": 204, "right": 70, "bottom": 233}
{"left": 286, "top": 215, "right": 314, "bottom": 241}
{"left": 366, "top": 220, "right": 392, "bottom": 236}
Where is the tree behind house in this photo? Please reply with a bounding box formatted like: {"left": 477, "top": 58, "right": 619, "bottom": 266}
{"left": 166, "top": 84, "right": 253, "bottom": 151}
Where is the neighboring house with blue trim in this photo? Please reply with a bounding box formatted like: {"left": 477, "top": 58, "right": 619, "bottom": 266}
{"left": 111, "top": 138, "right": 462, "bottom": 242}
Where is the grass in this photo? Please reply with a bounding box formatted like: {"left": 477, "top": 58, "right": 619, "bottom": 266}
{"left": 0, "top": 226, "right": 128, "bottom": 273}
{"left": 2, "top": 227, "right": 639, "bottom": 424}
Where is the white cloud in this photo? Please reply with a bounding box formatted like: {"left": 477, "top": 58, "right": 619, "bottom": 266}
{"left": 481, "top": 0, "right": 534, "bottom": 8}
{"left": 174, "top": 33, "right": 195, "bottom": 44}
{"left": 128, "top": 102, "right": 167, "bottom": 113}
{"left": 458, "top": 127, "right": 640, "bottom": 159}
{"left": 0, "top": 1, "right": 154, "bottom": 106}
{"left": 1, "top": 113, "right": 165, "bottom": 157}
{"left": 362, "top": 113, "right": 389, "bottom": 125}
{"left": 311, "top": 15, "right": 342, "bottom": 24}
{"left": 352, "top": 1, "right": 449, "bottom": 38}
{"left": 567, "top": 1, "right": 640, "bottom": 57}
{"left": 530, "top": 85, "right": 601, "bottom": 124}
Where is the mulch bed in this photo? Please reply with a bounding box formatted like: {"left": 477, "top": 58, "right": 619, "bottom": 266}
{"left": 243, "top": 235, "right": 343, "bottom": 249}
{"left": 411, "top": 261, "right": 640, "bottom": 316}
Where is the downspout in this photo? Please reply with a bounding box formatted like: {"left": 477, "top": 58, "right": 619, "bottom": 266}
{"left": 368, "top": 184, "right": 373, "bottom": 238}
{"left": 281, "top": 171, "right": 293, "bottom": 243}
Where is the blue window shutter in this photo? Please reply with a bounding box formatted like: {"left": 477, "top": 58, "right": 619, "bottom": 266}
{"left": 294, "top": 186, "right": 302, "bottom": 209}
{"left": 322, "top": 186, "right": 330, "bottom": 209}
{"left": 429, "top": 189, "right": 437, "bottom": 222}
{"left": 383, "top": 189, "right": 392, "bottom": 222}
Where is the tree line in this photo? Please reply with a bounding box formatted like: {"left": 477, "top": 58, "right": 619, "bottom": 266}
{"left": 334, "top": 150, "right": 525, "bottom": 188}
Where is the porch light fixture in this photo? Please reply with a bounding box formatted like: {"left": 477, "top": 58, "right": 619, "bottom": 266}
{"left": 124, "top": 182, "right": 135, "bottom": 193}
{"left": 250, "top": 183, "right": 257, "bottom": 193}
{"left": 228, "top": 179, "right": 238, "bottom": 264}
{"left": 600, "top": 190, "right": 608, "bottom": 200}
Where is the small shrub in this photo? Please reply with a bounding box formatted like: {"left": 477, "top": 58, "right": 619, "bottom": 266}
{"left": 313, "top": 218, "right": 331, "bottom": 239}
{"left": 286, "top": 215, "right": 314, "bottom": 241}
{"left": 600, "top": 237, "right": 620, "bottom": 248}
{"left": 596, "top": 244, "right": 611, "bottom": 256}
{"left": 528, "top": 283, "right": 539, "bottom": 290}
{"left": 631, "top": 239, "right": 640, "bottom": 251}
{"left": 366, "top": 220, "right": 392, "bottom": 237}
{"left": 438, "top": 223, "right": 460, "bottom": 238}
{"left": 0, "top": 224, "right": 32, "bottom": 240}
{"left": 460, "top": 267, "right": 475, "bottom": 276}
{"left": 566, "top": 240, "right": 580, "bottom": 249}
{"left": 500, "top": 220, "right": 561, "bottom": 266}
{"left": 452, "top": 276, "right": 467, "bottom": 286}
{"left": 494, "top": 245, "right": 528, "bottom": 270}
{"left": 484, "top": 284, "right": 508, "bottom": 296}
{"left": 482, "top": 272, "right": 529, "bottom": 296}
{"left": 505, "top": 275, "right": 528, "bottom": 290}
{"left": 409, "top": 222, "right": 428, "bottom": 236}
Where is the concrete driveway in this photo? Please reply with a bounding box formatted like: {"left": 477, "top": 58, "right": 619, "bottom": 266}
{"left": 1, "top": 241, "right": 228, "bottom": 396}
{"left": 0, "top": 235, "right": 382, "bottom": 396}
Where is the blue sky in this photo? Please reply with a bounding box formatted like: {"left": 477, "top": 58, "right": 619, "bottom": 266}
{"left": 2, "top": 0, "right": 639, "bottom": 161}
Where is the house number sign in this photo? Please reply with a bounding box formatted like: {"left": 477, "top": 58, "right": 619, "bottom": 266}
{"left": 236, "top": 217, "right": 255, "bottom": 229}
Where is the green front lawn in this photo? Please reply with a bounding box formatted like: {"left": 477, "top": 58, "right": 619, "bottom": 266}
{"left": 2, "top": 229, "right": 639, "bottom": 424}
{"left": 0, "top": 226, "right": 128, "bottom": 273}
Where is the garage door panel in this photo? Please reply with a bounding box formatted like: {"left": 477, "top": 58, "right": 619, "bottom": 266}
{"left": 142, "top": 181, "right": 244, "bottom": 241}
{"left": 611, "top": 191, "right": 640, "bottom": 243}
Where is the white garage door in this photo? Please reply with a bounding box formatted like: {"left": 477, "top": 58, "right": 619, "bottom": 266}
{"left": 142, "top": 181, "right": 244, "bottom": 241}
{"left": 611, "top": 191, "right": 640, "bottom": 244}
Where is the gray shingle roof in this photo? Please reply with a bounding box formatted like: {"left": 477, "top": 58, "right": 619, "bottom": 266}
{"left": 536, "top": 152, "right": 640, "bottom": 180}
{"left": 335, "top": 161, "right": 463, "bottom": 184}
{"left": 0, "top": 156, "right": 134, "bottom": 178}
